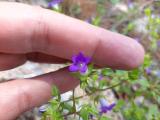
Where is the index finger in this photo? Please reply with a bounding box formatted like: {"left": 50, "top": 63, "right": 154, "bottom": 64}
{"left": 0, "top": 2, "right": 144, "bottom": 69}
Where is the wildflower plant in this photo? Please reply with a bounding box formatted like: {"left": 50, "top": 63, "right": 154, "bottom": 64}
{"left": 41, "top": 50, "right": 159, "bottom": 120}
{"left": 145, "top": 7, "right": 160, "bottom": 50}
{"left": 40, "top": 0, "right": 160, "bottom": 120}
{"left": 48, "top": 0, "right": 63, "bottom": 12}
{"left": 41, "top": 52, "right": 118, "bottom": 120}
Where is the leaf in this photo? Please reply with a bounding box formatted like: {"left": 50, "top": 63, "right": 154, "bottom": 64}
{"left": 147, "top": 105, "right": 159, "bottom": 120}
{"left": 99, "top": 80, "right": 108, "bottom": 88}
{"left": 92, "top": 16, "right": 101, "bottom": 26}
{"left": 128, "top": 69, "right": 140, "bottom": 80}
{"left": 123, "top": 102, "right": 146, "bottom": 120}
{"left": 115, "top": 99, "right": 125, "bottom": 111}
{"left": 43, "top": 101, "right": 64, "bottom": 120}
{"left": 156, "top": 18, "right": 160, "bottom": 24}
{"left": 123, "top": 23, "right": 135, "bottom": 35}
{"left": 80, "top": 107, "right": 90, "bottom": 120}
{"left": 145, "top": 8, "right": 151, "bottom": 17}
{"left": 80, "top": 81, "right": 88, "bottom": 89}
{"left": 143, "top": 54, "right": 151, "bottom": 67}
{"left": 61, "top": 102, "right": 74, "bottom": 113}
{"left": 100, "top": 116, "right": 111, "bottom": 120}
{"left": 80, "top": 105, "right": 98, "bottom": 120}
{"left": 52, "top": 5, "right": 62, "bottom": 13}
{"left": 97, "top": 0, "right": 106, "bottom": 4}
{"left": 110, "top": 0, "right": 120, "bottom": 4}
{"left": 92, "top": 74, "right": 99, "bottom": 81}
{"left": 101, "top": 68, "right": 114, "bottom": 76}
{"left": 157, "top": 96, "right": 160, "bottom": 104}
{"left": 97, "top": 4, "right": 106, "bottom": 15}
{"left": 51, "top": 86, "right": 61, "bottom": 101}
{"left": 115, "top": 70, "right": 129, "bottom": 80}
{"left": 49, "top": 100, "right": 60, "bottom": 110}
{"left": 137, "top": 79, "right": 150, "bottom": 90}
{"left": 52, "top": 86, "right": 59, "bottom": 96}
{"left": 88, "top": 63, "right": 94, "bottom": 74}
{"left": 80, "top": 75, "right": 88, "bottom": 82}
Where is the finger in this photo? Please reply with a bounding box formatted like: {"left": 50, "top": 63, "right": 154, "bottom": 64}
{"left": 0, "top": 53, "right": 68, "bottom": 71}
{"left": 26, "top": 52, "right": 68, "bottom": 63}
{"left": 0, "top": 68, "right": 79, "bottom": 120}
{"left": 0, "top": 2, "right": 144, "bottom": 69}
{"left": 0, "top": 53, "right": 26, "bottom": 71}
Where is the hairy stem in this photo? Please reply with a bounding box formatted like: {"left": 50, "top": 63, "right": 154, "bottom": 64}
{"left": 72, "top": 89, "right": 76, "bottom": 118}
{"left": 64, "top": 81, "right": 125, "bottom": 103}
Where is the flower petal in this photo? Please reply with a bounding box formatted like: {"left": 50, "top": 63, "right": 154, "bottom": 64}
{"left": 107, "top": 103, "right": 116, "bottom": 110}
{"left": 39, "top": 104, "right": 49, "bottom": 113}
{"left": 100, "top": 98, "right": 108, "bottom": 107}
{"left": 72, "top": 55, "right": 78, "bottom": 64}
{"left": 85, "top": 57, "right": 91, "bottom": 64}
{"left": 48, "top": 0, "right": 63, "bottom": 8}
{"left": 77, "top": 52, "right": 85, "bottom": 61}
{"left": 69, "top": 64, "right": 79, "bottom": 72}
{"left": 80, "top": 64, "right": 88, "bottom": 74}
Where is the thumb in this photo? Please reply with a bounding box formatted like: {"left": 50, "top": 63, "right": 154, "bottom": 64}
{"left": 0, "top": 68, "right": 79, "bottom": 120}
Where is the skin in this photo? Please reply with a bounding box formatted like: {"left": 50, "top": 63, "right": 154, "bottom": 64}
{"left": 0, "top": 2, "right": 144, "bottom": 120}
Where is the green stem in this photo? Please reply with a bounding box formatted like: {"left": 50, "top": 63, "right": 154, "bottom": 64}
{"left": 63, "top": 111, "right": 79, "bottom": 118}
{"left": 64, "top": 81, "right": 124, "bottom": 103}
{"left": 72, "top": 89, "right": 76, "bottom": 118}
{"left": 94, "top": 81, "right": 125, "bottom": 91}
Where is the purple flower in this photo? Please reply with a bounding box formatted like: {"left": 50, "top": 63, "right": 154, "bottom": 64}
{"left": 38, "top": 104, "right": 49, "bottom": 114}
{"left": 98, "top": 74, "right": 104, "bottom": 80}
{"left": 134, "top": 37, "right": 140, "bottom": 43}
{"left": 157, "top": 40, "right": 160, "bottom": 47}
{"left": 69, "top": 52, "right": 91, "bottom": 74}
{"left": 127, "top": 0, "right": 134, "bottom": 8}
{"left": 99, "top": 98, "right": 116, "bottom": 114}
{"left": 145, "top": 67, "right": 152, "bottom": 75}
{"left": 85, "top": 18, "right": 92, "bottom": 24}
{"left": 48, "top": 0, "right": 63, "bottom": 8}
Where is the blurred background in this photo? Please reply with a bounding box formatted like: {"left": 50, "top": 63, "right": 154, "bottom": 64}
{"left": 0, "top": 0, "right": 159, "bottom": 120}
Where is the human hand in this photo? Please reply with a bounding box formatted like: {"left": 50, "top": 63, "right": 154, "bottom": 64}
{"left": 0, "top": 2, "right": 144, "bottom": 120}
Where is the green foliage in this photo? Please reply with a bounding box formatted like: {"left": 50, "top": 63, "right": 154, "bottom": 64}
{"left": 91, "top": 16, "right": 101, "bottom": 26}
{"left": 51, "top": 5, "right": 62, "bottom": 12}
{"left": 80, "top": 105, "right": 98, "bottom": 120}
{"left": 123, "top": 102, "right": 146, "bottom": 120}
{"left": 41, "top": 100, "right": 64, "bottom": 120}
{"left": 101, "top": 68, "right": 114, "bottom": 76}
{"left": 61, "top": 102, "right": 74, "bottom": 113}
{"left": 145, "top": 7, "right": 160, "bottom": 50}
{"left": 144, "top": 8, "right": 151, "bottom": 17}
{"left": 128, "top": 69, "right": 140, "bottom": 80}
{"left": 123, "top": 22, "right": 135, "bottom": 35}
{"left": 100, "top": 116, "right": 111, "bottom": 120}
{"left": 147, "top": 105, "right": 160, "bottom": 120}
{"left": 52, "top": 85, "right": 61, "bottom": 101}
{"left": 143, "top": 54, "right": 151, "bottom": 68}
{"left": 41, "top": 1, "right": 160, "bottom": 120}
{"left": 110, "top": 0, "right": 120, "bottom": 5}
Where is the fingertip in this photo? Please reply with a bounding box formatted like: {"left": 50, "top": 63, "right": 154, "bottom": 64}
{"left": 92, "top": 29, "right": 145, "bottom": 70}
{"left": 125, "top": 40, "right": 145, "bottom": 70}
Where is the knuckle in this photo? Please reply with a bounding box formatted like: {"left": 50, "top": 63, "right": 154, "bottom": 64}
{"left": 31, "top": 8, "right": 50, "bottom": 52}
{"left": 16, "top": 81, "right": 32, "bottom": 112}
{"left": 91, "top": 28, "right": 103, "bottom": 58}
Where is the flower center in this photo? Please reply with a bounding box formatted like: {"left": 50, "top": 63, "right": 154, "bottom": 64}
{"left": 79, "top": 63, "right": 83, "bottom": 67}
